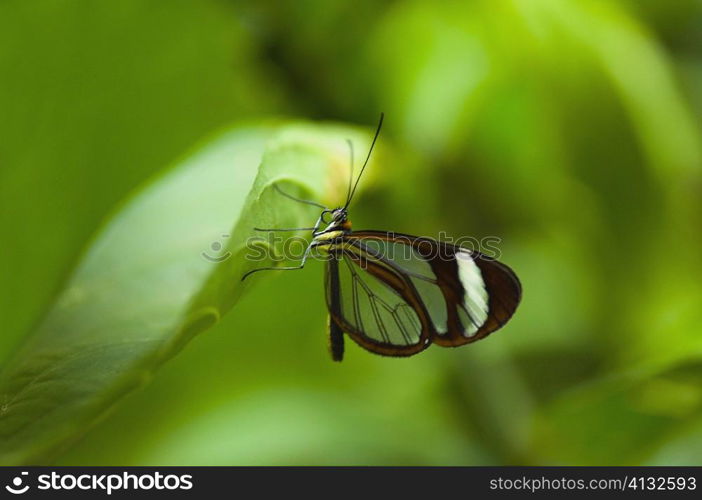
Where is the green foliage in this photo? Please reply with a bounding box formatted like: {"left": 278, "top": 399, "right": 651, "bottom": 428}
{"left": 0, "top": 123, "right": 372, "bottom": 464}
{"left": 1, "top": 0, "right": 701, "bottom": 465}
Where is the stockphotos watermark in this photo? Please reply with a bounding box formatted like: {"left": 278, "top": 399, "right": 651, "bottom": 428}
{"left": 202, "top": 231, "right": 503, "bottom": 264}
{"left": 4, "top": 470, "right": 193, "bottom": 495}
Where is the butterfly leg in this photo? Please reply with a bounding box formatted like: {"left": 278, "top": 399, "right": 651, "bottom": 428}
{"left": 254, "top": 213, "right": 325, "bottom": 234}
{"left": 241, "top": 240, "right": 316, "bottom": 281}
{"left": 271, "top": 183, "right": 328, "bottom": 210}
{"left": 253, "top": 227, "right": 317, "bottom": 232}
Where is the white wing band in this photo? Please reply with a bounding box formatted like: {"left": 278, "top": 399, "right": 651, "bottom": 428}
{"left": 456, "top": 251, "right": 490, "bottom": 336}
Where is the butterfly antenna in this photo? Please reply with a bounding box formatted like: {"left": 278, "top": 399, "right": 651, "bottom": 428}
{"left": 345, "top": 139, "right": 354, "bottom": 204}
{"left": 344, "top": 112, "right": 384, "bottom": 209}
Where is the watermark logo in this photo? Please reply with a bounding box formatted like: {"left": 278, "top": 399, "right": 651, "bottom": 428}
{"left": 2, "top": 471, "right": 194, "bottom": 496}
{"left": 5, "top": 472, "right": 29, "bottom": 495}
{"left": 241, "top": 231, "right": 503, "bottom": 266}
{"left": 202, "top": 234, "right": 231, "bottom": 262}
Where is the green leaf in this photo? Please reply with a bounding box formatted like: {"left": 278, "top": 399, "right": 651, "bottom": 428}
{"left": 0, "top": 0, "right": 281, "bottom": 364}
{"left": 0, "top": 121, "right": 371, "bottom": 465}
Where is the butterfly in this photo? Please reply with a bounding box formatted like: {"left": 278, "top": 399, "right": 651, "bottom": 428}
{"left": 243, "top": 114, "right": 521, "bottom": 361}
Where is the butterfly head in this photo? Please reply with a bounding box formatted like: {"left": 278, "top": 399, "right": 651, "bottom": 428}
{"left": 321, "top": 208, "right": 352, "bottom": 232}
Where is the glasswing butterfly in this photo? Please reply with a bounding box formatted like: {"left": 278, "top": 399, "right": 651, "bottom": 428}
{"left": 243, "top": 114, "right": 521, "bottom": 361}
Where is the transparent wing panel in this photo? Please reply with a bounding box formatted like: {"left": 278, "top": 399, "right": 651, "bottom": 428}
{"left": 339, "top": 258, "right": 421, "bottom": 345}
{"left": 353, "top": 237, "right": 449, "bottom": 335}
{"left": 332, "top": 253, "right": 423, "bottom": 347}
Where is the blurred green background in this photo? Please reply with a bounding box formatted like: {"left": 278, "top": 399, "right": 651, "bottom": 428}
{"left": 1, "top": 0, "right": 702, "bottom": 465}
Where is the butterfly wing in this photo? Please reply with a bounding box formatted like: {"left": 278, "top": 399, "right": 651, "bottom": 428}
{"left": 326, "top": 231, "right": 521, "bottom": 356}
{"left": 324, "top": 239, "right": 432, "bottom": 358}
